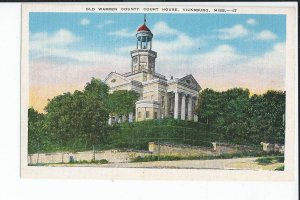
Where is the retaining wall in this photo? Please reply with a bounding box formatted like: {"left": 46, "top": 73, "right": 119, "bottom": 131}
{"left": 28, "top": 150, "right": 151, "bottom": 165}
{"left": 149, "top": 142, "right": 215, "bottom": 157}
{"left": 149, "top": 142, "right": 258, "bottom": 157}
{"left": 28, "top": 142, "right": 260, "bottom": 165}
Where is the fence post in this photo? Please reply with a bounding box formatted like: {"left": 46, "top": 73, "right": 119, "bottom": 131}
{"left": 36, "top": 153, "right": 39, "bottom": 164}
{"left": 158, "top": 140, "right": 160, "bottom": 161}
{"left": 92, "top": 145, "right": 95, "bottom": 162}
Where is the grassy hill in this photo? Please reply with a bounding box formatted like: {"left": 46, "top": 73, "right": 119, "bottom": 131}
{"left": 102, "top": 118, "right": 219, "bottom": 150}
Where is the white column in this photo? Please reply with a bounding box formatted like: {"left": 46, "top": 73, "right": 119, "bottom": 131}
{"left": 115, "top": 116, "right": 119, "bottom": 123}
{"left": 165, "top": 94, "right": 169, "bottom": 117}
{"left": 193, "top": 115, "right": 198, "bottom": 122}
{"left": 135, "top": 108, "right": 138, "bottom": 121}
{"left": 122, "top": 115, "right": 126, "bottom": 122}
{"left": 128, "top": 112, "right": 133, "bottom": 123}
{"left": 181, "top": 94, "right": 186, "bottom": 120}
{"left": 174, "top": 92, "right": 179, "bottom": 119}
{"left": 108, "top": 115, "right": 112, "bottom": 125}
{"left": 194, "top": 97, "right": 198, "bottom": 122}
{"left": 188, "top": 96, "right": 192, "bottom": 120}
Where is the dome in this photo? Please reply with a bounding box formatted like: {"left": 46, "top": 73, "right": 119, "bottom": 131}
{"left": 137, "top": 24, "right": 151, "bottom": 32}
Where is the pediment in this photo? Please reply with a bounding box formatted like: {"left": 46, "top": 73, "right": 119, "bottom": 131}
{"left": 178, "top": 74, "right": 201, "bottom": 91}
{"left": 104, "top": 72, "right": 131, "bottom": 88}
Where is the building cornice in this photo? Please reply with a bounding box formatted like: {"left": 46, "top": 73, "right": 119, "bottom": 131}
{"left": 142, "top": 78, "right": 167, "bottom": 86}
{"left": 136, "top": 100, "right": 160, "bottom": 109}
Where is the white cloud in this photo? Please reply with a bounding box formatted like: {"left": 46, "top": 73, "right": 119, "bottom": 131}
{"left": 256, "top": 30, "right": 277, "bottom": 40}
{"left": 30, "top": 24, "right": 285, "bottom": 99}
{"left": 97, "top": 20, "right": 115, "bottom": 28}
{"left": 246, "top": 18, "right": 257, "bottom": 25}
{"left": 80, "top": 18, "right": 90, "bottom": 26}
{"left": 154, "top": 42, "right": 285, "bottom": 93}
{"left": 30, "top": 29, "right": 129, "bottom": 75}
{"left": 104, "top": 20, "right": 115, "bottom": 25}
{"left": 117, "top": 21, "right": 204, "bottom": 54}
{"left": 152, "top": 21, "right": 179, "bottom": 36}
{"left": 108, "top": 28, "right": 136, "bottom": 37}
{"left": 30, "top": 29, "right": 80, "bottom": 51}
{"left": 214, "top": 45, "right": 235, "bottom": 53}
{"left": 155, "top": 34, "right": 202, "bottom": 54}
{"left": 217, "top": 24, "right": 249, "bottom": 40}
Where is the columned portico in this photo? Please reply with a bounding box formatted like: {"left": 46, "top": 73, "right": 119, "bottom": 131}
{"left": 167, "top": 91, "right": 199, "bottom": 121}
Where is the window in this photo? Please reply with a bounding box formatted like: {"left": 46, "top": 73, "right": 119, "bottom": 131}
{"left": 111, "top": 79, "right": 116, "bottom": 83}
{"left": 154, "top": 112, "right": 158, "bottom": 119}
{"left": 146, "top": 111, "right": 150, "bottom": 118}
{"left": 138, "top": 112, "right": 141, "bottom": 118}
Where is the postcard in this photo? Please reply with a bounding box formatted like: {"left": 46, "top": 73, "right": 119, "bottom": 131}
{"left": 21, "top": 3, "right": 297, "bottom": 180}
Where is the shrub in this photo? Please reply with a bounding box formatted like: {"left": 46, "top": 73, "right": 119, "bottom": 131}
{"left": 68, "top": 159, "right": 109, "bottom": 164}
{"left": 255, "top": 156, "right": 284, "bottom": 165}
{"left": 256, "top": 157, "right": 274, "bottom": 165}
{"left": 98, "top": 159, "right": 109, "bottom": 164}
{"left": 68, "top": 160, "right": 89, "bottom": 164}
{"left": 275, "top": 165, "right": 284, "bottom": 171}
{"left": 275, "top": 156, "right": 284, "bottom": 163}
{"left": 131, "top": 151, "right": 269, "bottom": 163}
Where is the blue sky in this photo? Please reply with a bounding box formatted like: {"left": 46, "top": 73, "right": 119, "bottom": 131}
{"left": 29, "top": 12, "right": 286, "bottom": 111}
{"left": 30, "top": 13, "right": 285, "bottom": 56}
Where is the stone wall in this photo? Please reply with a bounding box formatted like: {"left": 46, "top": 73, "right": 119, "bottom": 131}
{"left": 212, "top": 142, "right": 257, "bottom": 155}
{"left": 149, "top": 142, "right": 215, "bottom": 157}
{"left": 28, "top": 149, "right": 151, "bottom": 165}
{"left": 28, "top": 142, "right": 260, "bottom": 165}
{"left": 149, "top": 142, "right": 258, "bottom": 157}
{"left": 260, "top": 142, "right": 284, "bottom": 153}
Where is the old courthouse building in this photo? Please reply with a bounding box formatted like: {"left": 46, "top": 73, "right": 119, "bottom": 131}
{"left": 104, "top": 17, "right": 201, "bottom": 124}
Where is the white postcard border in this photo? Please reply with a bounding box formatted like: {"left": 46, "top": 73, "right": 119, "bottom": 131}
{"left": 21, "top": 3, "right": 298, "bottom": 181}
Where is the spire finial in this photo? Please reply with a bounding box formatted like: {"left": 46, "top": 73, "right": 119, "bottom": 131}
{"left": 144, "top": 14, "right": 146, "bottom": 24}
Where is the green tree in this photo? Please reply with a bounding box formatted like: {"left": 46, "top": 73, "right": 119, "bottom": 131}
{"left": 43, "top": 78, "right": 110, "bottom": 151}
{"left": 81, "top": 78, "right": 110, "bottom": 147}
{"left": 195, "top": 88, "right": 285, "bottom": 145}
{"left": 196, "top": 88, "right": 223, "bottom": 125}
{"left": 247, "top": 91, "right": 285, "bottom": 144}
{"left": 28, "top": 107, "right": 46, "bottom": 153}
{"left": 107, "top": 90, "right": 139, "bottom": 116}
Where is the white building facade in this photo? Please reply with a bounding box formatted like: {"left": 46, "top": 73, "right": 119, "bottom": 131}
{"left": 104, "top": 17, "right": 201, "bottom": 124}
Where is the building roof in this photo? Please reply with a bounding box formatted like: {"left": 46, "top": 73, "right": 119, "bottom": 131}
{"left": 137, "top": 24, "right": 151, "bottom": 32}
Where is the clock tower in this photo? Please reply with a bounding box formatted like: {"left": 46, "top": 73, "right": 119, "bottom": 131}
{"left": 130, "top": 15, "right": 157, "bottom": 80}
